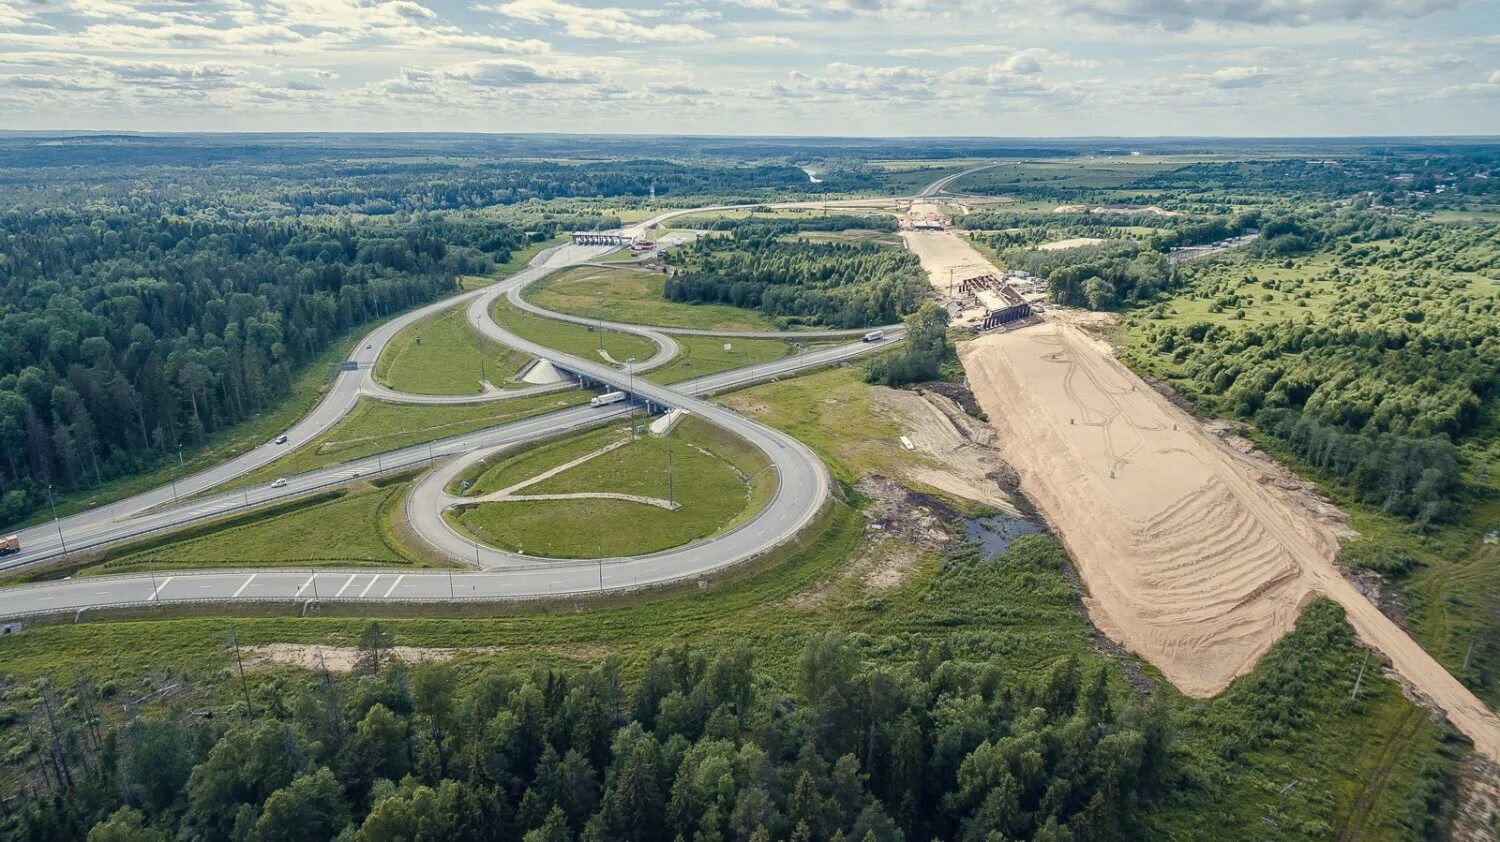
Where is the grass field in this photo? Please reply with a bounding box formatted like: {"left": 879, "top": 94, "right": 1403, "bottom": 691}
{"left": 492, "top": 298, "right": 657, "bottom": 365}
{"left": 717, "top": 366, "right": 924, "bottom": 485}
{"left": 77, "top": 480, "right": 441, "bottom": 576}
{"left": 376, "top": 306, "right": 531, "bottom": 395}
{"left": 950, "top": 159, "right": 1185, "bottom": 195}
{"left": 645, "top": 334, "right": 806, "bottom": 385}
{"left": 526, "top": 264, "right": 777, "bottom": 332}
{"left": 232, "top": 391, "right": 592, "bottom": 488}
{"left": 449, "top": 417, "right": 774, "bottom": 558}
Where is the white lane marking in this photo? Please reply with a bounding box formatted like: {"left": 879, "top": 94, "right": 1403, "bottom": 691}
{"left": 94, "top": 591, "right": 111, "bottom": 595}
{"left": 359, "top": 575, "right": 382, "bottom": 598}
{"left": 152, "top": 576, "right": 174, "bottom": 598}
{"left": 335, "top": 574, "right": 357, "bottom": 598}
{"left": 382, "top": 574, "right": 405, "bottom": 598}
{"left": 294, "top": 574, "right": 315, "bottom": 597}
{"left": 38, "top": 596, "right": 53, "bottom": 601}
{"left": 232, "top": 573, "right": 257, "bottom": 597}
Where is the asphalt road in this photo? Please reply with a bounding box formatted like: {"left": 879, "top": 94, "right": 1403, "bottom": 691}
{"left": 0, "top": 334, "right": 898, "bottom": 616}
{"left": 0, "top": 191, "right": 916, "bottom": 616}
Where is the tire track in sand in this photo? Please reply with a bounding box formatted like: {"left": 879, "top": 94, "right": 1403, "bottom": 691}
{"left": 960, "top": 320, "right": 1500, "bottom": 763}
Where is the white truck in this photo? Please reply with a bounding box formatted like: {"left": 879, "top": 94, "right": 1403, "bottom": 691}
{"left": 591, "top": 391, "right": 628, "bottom": 408}
{"left": 862, "top": 330, "right": 885, "bottom": 343}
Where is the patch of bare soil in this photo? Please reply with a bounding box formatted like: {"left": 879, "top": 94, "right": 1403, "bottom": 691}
{"left": 960, "top": 320, "right": 1500, "bottom": 762}
{"left": 244, "top": 644, "right": 500, "bottom": 672}
{"left": 1448, "top": 755, "right": 1500, "bottom": 841}
{"left": 783, "top": 475, "right": 956, "bottom": 609}
{"left": 243, "top": 642, "right": 609, "bottom": 673}
{"left": 868, "top": 386, "right": 1020, "bottom": 515}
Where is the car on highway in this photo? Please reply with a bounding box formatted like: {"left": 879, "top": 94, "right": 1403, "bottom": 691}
{"left": 270, "top": 478, "right": 288, "bottom": 489}
{"left": 863, "top": 330, "right": 885, "bottom": 343}
{"left": 274, "top": 434, "right": 288, "bottom": 445}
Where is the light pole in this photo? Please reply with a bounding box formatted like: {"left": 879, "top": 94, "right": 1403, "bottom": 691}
{"left": 666, "top": 418, "right": 675, "bottom": 507}
{"left": 626, "top": 357, "right": 637, "bottom": 439}
{"left": 596, "top": 291, "right": 605, "bottom": 351}
{"left": 45, "top": 484, "right": 67, "bottom": 554}
{"left": 474, "top": 316, "right": 487, "bottom": 387}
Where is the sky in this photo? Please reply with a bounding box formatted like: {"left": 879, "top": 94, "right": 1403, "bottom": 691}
{"left": 0, "top": 0, "right": 1497, "bottom": 136}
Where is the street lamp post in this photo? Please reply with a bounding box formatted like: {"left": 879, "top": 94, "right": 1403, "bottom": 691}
{"left": 666, "top": 420, "right": 674, "bottom": 507}
{"left": 626, "top": 357, "right": 637, "bottom": 439}
{"left": 596, "top": 291, "right": 605, "bottom": 351}
{"left": 474, "top": 316, "right": 487, "bottom": 387}
{"left": 45, "top": 484, "right": 67, "bottom": 554}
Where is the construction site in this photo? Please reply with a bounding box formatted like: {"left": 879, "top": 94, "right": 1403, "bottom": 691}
{"left": 908, "top": 194, "right": 1500, "bottom": 765}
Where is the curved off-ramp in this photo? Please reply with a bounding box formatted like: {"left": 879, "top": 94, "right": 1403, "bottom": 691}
{"left": 0, "top": 194, "right": 913, "bottom": 599}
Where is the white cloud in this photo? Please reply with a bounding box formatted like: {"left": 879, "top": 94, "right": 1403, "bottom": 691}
{"left": 1062, "top": 0, "right": 1472, "bottom": 30}
{"left": 1197, "top": 65, "right": 1275, "bottom": 88}
{"left": 445, "top": 58, "right": 602, "bottom": 87}
{"left": 486, "top": 0, "right": 716, "bottom": 42}
{"left": 739, "top": 34, "right": 797, "bottom": 48}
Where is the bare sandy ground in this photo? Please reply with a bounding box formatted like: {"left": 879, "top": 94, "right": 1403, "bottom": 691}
{"left": 244, "top": 642, "right": 607, "bottom": 672}
{"left": 870, "top": 388, "right": 1020, "bottom": 515}
{"left": 1038, "top": 237, "right": 1105, "bottom": 251}
{"left": 960, "top": 321, "right": 1500, "bottom": 762}
{"left": 900, "top": 228, "right": 999, "bottom": 296}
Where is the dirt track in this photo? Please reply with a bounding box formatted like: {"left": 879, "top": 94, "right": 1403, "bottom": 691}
{"left": 960, "top": 321, "right": 1500, "bottom": 763}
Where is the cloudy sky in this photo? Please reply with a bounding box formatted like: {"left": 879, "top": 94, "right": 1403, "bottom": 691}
{"left": 1, "top": 0, "right": 1497, "bottom": 135}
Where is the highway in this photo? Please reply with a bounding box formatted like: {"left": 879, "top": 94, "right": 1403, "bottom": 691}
{"left": 0, "top": 189, "right": 919, "bottom": 615}
{"left": 0, "top": 334, "right": 898, "bottom": 616}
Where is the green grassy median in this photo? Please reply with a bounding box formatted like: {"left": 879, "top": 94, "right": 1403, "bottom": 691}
{"left": 449, "top": 417, "right": 773, "bottom": 558}
{"left": 376, "top": 306, "right": 531, "bottom": 395}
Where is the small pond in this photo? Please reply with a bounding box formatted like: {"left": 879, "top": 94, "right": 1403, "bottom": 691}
{"left": 963, "top": 511, "right": 1042, "bottom": 557}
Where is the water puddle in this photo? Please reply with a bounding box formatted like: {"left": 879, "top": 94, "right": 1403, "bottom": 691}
{"left": 963, "top": 512, "right": 1042, "bottom": 557}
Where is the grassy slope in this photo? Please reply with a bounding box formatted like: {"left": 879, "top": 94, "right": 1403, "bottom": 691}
{"left": 375, "top": 306, "right": 531, "bottom": 395}
{"left": 492, "top": 299, "right": 656, "bottom": 366}
{"left": 527, "top": 264, "right": 777, "bottom": 332}
{"left": 645, "top": 334, "right": 803, "bottom": 385}
{"left": 451, "top": 417, "right": 772, "bottom": 558}
{"left": 80, "top": 480, "right": 438, "bottom": 576}
{"left": 231, "top": 391, "right": 592, "bottom": 489}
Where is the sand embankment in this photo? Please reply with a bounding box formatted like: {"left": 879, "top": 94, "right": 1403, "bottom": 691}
{"left": 960, "top": 322, "right": 1500, "bottom": 762}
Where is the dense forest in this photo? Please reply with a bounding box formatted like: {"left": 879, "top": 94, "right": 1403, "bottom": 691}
{"left": 0, "top": 211, "right": 525, "bottom": 528}
{"left": 0, "top": 156, "right": 842, "bottom": 217}
{"left": 1131, "top": 220, "right": 1499, "bottom": 522}
{"left": 664, "top": 237, "right": 926, "bottom": 329}
{"left": 994, "top": 242, "right": 1178, "bottom": 311}
{"left": 677, "top": 215, "right": 899, "bottom": 239}
{"left": 9, "top": 628, "right": 1165, "bottom": 842}
{"left": 865, "top": 305, "right": 953, "bottom": 388}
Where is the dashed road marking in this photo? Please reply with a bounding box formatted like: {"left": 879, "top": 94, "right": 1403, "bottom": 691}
{"left": 359, "top": 575, "right": 382, "bottom": 598}
{"left": 294, "top": 574, "right": 315, "bottom": 597}
{"left": 335, "top": 574, "right": 357, "bottom": 598}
